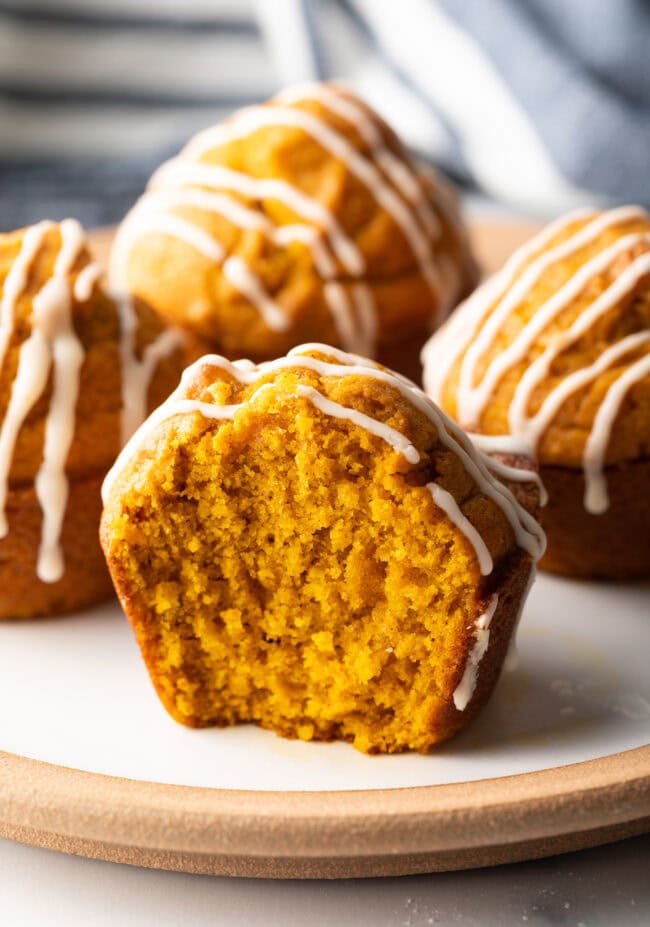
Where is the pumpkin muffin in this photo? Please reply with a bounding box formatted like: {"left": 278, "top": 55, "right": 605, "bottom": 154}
{"left": 109, "top": 81, "right": 477, "bottom": 382}
{"left": 422, "top": 205, "right": 650, "bottom": 578}
{"left": 101, "top": 344, "right": 544, "bottom": 754}
{"left": 0, "top": 219, "right": 185, "bottom": 619}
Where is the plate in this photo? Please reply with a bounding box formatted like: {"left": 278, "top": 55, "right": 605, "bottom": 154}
{"left": 0, "top": 221, "right": 648, "bottom": 878}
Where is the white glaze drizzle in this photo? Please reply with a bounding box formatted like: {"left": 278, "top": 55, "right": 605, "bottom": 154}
{"left": 36, "top": 221, "right": 88, "bottom": 581}
{"left": 73, "top": 262, "right": 103, "bottom": 302}
{"left": 163, "top": 185, "right": 374, "bottom": 352}
{"left": 468, "top": 431, "right": 532, "bottom": 455}
{"left": 0, "top": 221, "right": 53, "bottom": 371}
{"left": 222, "top": 256, "right": 291, "bottom": 332}
{"left": 427, "top": 483, "right": 493, "bottom": 574}
{"left": 114, "top": 291, "right": 185, "bottom": 444}
{"left": 583, "top": 351, "right": 650, "bottom": 513}
{"left": 465, "top": 431, "right": 548, "bottom": 505}
{"left": 135, "top": 186, "right": 337, "bottom": 277}
{"left": 349, "top": 283, "right": 378, "bottom": 358}
{"left": 0, "top": 219, "right": 86, "bottom": 581}
{"left": 323, "top": 282, "right": 377, "bottom": 357}
{"left": 114, "top": 210, "right": 225, "bottom": 270}
{"left": 112, "top": 84, "right": 457, "bottom": 354}
{"left": 0, "top": 220, "right": 181, "bottom": 582}
{"left": 423, "top": 206, "right": 650, "bottom": 513}
{"left": 295, "top": 383, "right": 420, "bottom": 464}
{"left": 276, "top": 82, "right": 442, "bottom": 240}
{"left": 453, "top": 594, "right": 500, "bottom": 711}
{"left": 0, "top": 224, "right": 57, "bottom": 537}
{"left": 112, "top": 165, "right": 375, "bottom": 351}
{"left": 459, "top": 230, "right": 650, "bottom": 425}
{"left": 111, "top": 207, "right": 299, "bottom": 333}
{"left": 479, "top": 453, "right": 548, "bottom": 507}
{"left": 151, "top": 159, "right": 365, "bottom": 273}
{"left": 422, "top": 206, "right": 602, "bottom": 401}
{"left": 186, "top": 103, "right": 443, "bottom": 304}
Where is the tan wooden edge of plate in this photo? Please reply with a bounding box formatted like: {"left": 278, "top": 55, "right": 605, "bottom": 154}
{"left": 1, "top": 744, "right": 649, "bottom": 877}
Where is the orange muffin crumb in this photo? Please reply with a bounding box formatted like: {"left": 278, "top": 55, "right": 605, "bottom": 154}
{"left": 101, "top": 345, "right": 542, "bottom": 753}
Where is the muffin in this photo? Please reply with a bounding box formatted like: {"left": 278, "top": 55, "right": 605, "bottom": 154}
{"left": 422, "top": 205, "right": 650, "bottom": 578}
{"left": 101, "top": 344, "right": 544, "bottom": 754}
{"left": 109, "top": 81, "right": 477, "bottom": 382}
{"left": 0, "top": 219, "right": 185, "bottom": 619}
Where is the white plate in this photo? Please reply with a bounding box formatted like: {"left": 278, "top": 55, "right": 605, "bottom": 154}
{"left": 1, "top": 574, "right": 648, "bottom": 792}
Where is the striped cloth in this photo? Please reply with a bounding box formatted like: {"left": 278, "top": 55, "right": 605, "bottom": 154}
{"left": 1, "top": 0, "right": 649, "bottom": 231}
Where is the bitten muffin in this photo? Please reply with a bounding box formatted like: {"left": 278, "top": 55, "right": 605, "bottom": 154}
{"left": 101, "top": 344, "right": 544, "bottom": 754}
{"left": 422, "top": 205, "right": 650, "bottom": 579}
{"left": 109, "top": 81, "right": 477, "bottom": 382}
{"left": 0, "top": 219, "right": 185, "bottom": 619}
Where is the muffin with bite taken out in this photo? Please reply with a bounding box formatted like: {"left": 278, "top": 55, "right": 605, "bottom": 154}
{"left": 101, "top": 343, "right": 544, "bottom": 754}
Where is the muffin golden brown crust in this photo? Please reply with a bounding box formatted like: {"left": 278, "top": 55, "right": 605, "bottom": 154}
{"left": 0, "top": 476, "right": 112, "bottom": 619}
{"left": 538, "top": 459, "right": 650, "bottom": 578}
{"left": 0, "top": 219, "right": 185, "bottom": 619}
{"left": 422, "top": 206, "right": 650, "bottom": 578}
{"left": 110, "top": 82, "right": 477, "bottom": 379}
{"left": 101, "top": 345, "right": 543, "bottom": 754}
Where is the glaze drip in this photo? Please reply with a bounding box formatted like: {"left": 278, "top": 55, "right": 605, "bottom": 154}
{"left": 0, "top": 219, "right": 85, "bottom": 581}
{"left": 452, "top": 595, "right": 500, "bottom": 711}
{"left": 115, "top": 291, "right": 186, "bottom": 444}
{"left": 0, "top": 221, "right": 182, "bottom": 583}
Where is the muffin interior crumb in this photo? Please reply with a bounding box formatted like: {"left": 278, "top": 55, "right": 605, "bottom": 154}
{"left": 110, "top": 396, "right": 483, "bottom": 754}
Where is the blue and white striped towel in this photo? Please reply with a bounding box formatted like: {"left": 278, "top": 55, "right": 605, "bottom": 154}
{"left": 1, "top": 0, "right": 648, "bottom": 231}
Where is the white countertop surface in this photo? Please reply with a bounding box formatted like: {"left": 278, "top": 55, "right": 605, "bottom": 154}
{"left": 2, "top": 832, "right": 649, "bottom": 926}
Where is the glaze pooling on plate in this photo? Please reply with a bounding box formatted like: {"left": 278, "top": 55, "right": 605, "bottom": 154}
{"left": 423, "top": 206, "right": 650, "bottom": 513}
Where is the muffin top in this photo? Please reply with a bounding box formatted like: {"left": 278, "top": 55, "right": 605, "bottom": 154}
{"left": 0, "top": 219, "right": 184, "bottom": 580}
{"left": 110, "top": 82, "right": 477, "bottom": 360}
{"left": 103, "top": 343, "right": 545, "bottom": 587}
{"left": 423, "top": 206, "right": 650, "bottom": 512}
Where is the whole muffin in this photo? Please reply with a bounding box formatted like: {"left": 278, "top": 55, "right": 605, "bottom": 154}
{"left": 0, "top": 219, "right": 186, "bottom": 619}
{"left": 109, "top": 81, "right": 477, "bottom": 382}
{"left": 101, "top": 344, "right": 544, "bottom": 754}
{"left": 422, "top": 205, "right": 650, "bottom": 579}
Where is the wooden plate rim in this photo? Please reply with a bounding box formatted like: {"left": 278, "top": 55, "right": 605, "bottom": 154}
{"left": 2, "top": 743, "right": 649, "bottom": 859}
